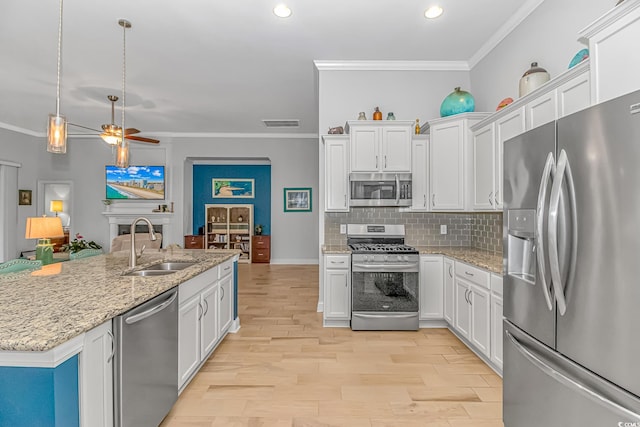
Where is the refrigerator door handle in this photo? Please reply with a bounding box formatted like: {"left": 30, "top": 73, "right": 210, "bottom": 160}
{"left": 506, "top": 330, "right": 640, "bottom": 421}
{"left": 548, "top": 149, "right": 577, "bottom": 316}
{"left": 535, "top": 151, "right": 556, "bottom": 311}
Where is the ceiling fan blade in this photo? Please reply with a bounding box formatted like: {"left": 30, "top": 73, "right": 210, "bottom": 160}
{"left": 124, "top": 128, "right": 140, "bottom": 135}
{"left": 125, "top": 135, "right": 160, "bottom": 144}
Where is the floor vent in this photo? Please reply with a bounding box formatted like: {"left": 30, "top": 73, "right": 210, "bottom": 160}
{"left": 262, "top": 119, "right": 300, "bottom": 128}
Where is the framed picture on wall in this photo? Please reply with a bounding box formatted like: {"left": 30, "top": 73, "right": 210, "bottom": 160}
{"left": 284, "top": 188, "right": 312, "bottom": 212}
{"left": 212, "top": 179, "right": 255, "bottom": 198}
{"left": 18, "top": 189, "right": 32, "bottom": 206}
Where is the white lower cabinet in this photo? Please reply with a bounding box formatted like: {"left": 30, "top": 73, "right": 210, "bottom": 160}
{"left": 490, "top": 273, "right": 504, "bottom": 371}
{"left": 323, "top": 254, "right": 351, "bottom": 324}
{"left": 419, "top": 255, "right": 443, "bottom": 320}
{"left": 80, "top": 320, "right": 113, "bottom": 427}
{"left": 178, "top": 261, "right": 236, "bottom": 390}
{"left": 199, "top": 283, "right": 220, "bottom": 360}
{"left": 443, "top": 257, "right": 455, "bottom": 325}
{"left": 454, "top": 278, "right": 471, "bottom": 338}
{"left": 219, "top": 268, "right": 234, "bottom": 335}
{"left": 469, "top": 285, "right": 491, "bottom": 358}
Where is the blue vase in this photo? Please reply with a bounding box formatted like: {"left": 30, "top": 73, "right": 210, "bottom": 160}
{"left": 440, "top": 87, "right": 475, "bottom": 117}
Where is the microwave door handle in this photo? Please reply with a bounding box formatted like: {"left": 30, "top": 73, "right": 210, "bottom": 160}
{"left": 536, "top": 152, "right": 555, "bottom": 311}
{"left": 395, "top": 174, "right": 400, "bottom": 204}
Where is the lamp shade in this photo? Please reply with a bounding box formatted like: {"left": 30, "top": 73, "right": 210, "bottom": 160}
{"left": 50, "top": 200, "right": 64, "bottom": 214}
{"left": 25, "top": 217, "right": 64, "bottom": 239}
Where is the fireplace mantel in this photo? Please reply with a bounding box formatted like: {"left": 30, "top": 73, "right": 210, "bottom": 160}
{"left": 102, "top": 211, "right": 173, "bottom": 251}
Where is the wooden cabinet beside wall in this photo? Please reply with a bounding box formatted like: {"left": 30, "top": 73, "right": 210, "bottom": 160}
{"left": 251, "top": 236, "right": 271, "bottom": 263}
{"left": 184, "top": 235, "right": 205, "bottom": 249}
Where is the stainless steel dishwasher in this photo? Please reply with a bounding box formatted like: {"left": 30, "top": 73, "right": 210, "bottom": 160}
{"left": 113, "top": 288, "right": 178, "bottom": 427}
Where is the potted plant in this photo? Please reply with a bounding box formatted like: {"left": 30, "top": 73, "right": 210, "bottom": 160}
{"left": 255, "top": 224, "right": 263, "bottom": 235}
{"left": 61, "top": 233, "right": 102, "bottom": 254}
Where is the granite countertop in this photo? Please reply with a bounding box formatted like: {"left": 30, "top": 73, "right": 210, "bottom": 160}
{"left": 322, "top": 245, "right": 503, "bottom": 274}
{"left": 0, "top": 249, "right": 239, "bottom": 352}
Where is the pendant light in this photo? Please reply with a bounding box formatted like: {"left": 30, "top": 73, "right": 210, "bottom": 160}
{"left": 115, "top": 19, "right": 131, "bottom": 168}
{"left": 47, "top": 0, "right": 67, "bottom": 154}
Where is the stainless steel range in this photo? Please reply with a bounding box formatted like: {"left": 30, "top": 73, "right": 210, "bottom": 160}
{"left": 347, "top": 224, "right": 419, "bottom": 331}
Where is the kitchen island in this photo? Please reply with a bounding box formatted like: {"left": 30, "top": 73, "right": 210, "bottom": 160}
{"left": 0, "top": 248, "right": 240, "bottom": 427}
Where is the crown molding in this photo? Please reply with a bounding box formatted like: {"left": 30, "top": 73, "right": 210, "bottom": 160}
{"left": 579, "top": 0, "right": 640, "bottom": 40}
{"left": 0, "top": 121, "right": 44, "bottom": 137}
{"left": 151, "top": 132, "right": 318, "bottom": 140}
{"left": 314, "top": 60, "right": 470, "bottom": 71}
{"left": 468, "top": 0, "right": 546, "bottom": 69}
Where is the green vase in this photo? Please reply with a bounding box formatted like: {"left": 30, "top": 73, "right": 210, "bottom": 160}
{"left": 440, "top": 87, "right": 475, "bottom": 117}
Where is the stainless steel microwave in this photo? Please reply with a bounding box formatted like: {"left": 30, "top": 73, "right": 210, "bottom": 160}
{"left": 349, "top": 173, "right": 412, "bottom": 207}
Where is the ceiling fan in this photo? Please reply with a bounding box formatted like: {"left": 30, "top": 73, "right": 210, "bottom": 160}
{"left": 99, "top": 94, "right": 159, "bottom": 145}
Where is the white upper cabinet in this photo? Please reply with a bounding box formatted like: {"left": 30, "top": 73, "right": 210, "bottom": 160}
{"left": 348, "top": 121, "right": 412, "bottom": 173}
{"left": 494, "top": 107, "right": 526, "bottom": 209}
{"left": 427, "top": 113, "right": 489, "bottom": 211}
{"left": 526, "top": 91, "right": 557, "bottom": 129}
{"left": 579, "top": 1, "right": 640, "bottom": 104}
{"left": 472, "top": 123, "right": 496, "bottom": 210}
{"left": 323, "top": 135, "right": 349, "bottom": 212}
{"left": 411, "top": 135, "right": 429, "bottom": 211}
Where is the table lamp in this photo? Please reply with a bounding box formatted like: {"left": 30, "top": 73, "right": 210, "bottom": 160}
{"left": 25, "top": 217, "right": 64, "bottom": 265}
{"left": 50, "top": 200, "right": 63, "bottom": 217}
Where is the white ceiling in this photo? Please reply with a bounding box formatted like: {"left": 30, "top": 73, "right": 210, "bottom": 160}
{"left": 0, "top": 0, "right": 537, "bottom": 140}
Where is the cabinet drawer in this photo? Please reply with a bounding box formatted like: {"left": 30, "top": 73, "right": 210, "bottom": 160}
{"left": 252, "top": 249, "right": 270, "bottom": 263}
{"left": 455, "top": 261, "right": 490, "bottom": 289}
{"left": 218, "top": 260, "right": 233, "bottom": 279}
{"left": 184, "top": 235, "right": 204, "bottom": 249}
{"left": 179, "top": 267, "right": 219, "bottom": 304}
{"left": 491, "top": 273, "right": 503, "bottom": 296}
{"left": 325, "top": 255, "right": 350, "bottom": 269}
{"left": 252, "top": 236, "right": 271, "bottom": 249}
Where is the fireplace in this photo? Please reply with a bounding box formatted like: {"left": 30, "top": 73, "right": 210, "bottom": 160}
{"left": 102, "top": 211, "right": 173, "bottom": 252}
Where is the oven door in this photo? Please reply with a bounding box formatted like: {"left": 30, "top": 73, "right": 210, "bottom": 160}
{"left": 349, "top": 173, "right": 412, "bottom": 207}
{"left": 351, "top": 262, "right": 419, "bottom": 330}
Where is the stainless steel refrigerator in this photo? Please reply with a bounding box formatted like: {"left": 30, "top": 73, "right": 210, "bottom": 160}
{"left": 503, "top": 89, "right": 640, "bottom": 426}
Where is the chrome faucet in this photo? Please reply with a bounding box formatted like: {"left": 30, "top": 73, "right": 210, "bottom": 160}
{"left": 129, "top": 217, "right": 157, "bottom": 267}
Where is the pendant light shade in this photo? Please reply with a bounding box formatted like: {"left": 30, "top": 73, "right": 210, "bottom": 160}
{"left": 47, "top": 114, "right": 67, "bottom": 153}
{"left": 115, "top": 140, "right": 130, "bottom": 168}
{"left": 47, "top": 0, "right": 67, "bottom": 154}
{"left": 116, "top": 19, "right": 131, "bottom": 168}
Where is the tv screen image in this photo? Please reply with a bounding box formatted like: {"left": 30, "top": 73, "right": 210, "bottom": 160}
{"left": 106, "top": 165, "right": 165, "bottom": 200}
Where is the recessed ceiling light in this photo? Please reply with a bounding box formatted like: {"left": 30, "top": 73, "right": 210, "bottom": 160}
{"left": 273, "top": 4, "right": 292, "bottom": 18}
{"left": 424, "top": 5, "right": 444, "bottom": 19}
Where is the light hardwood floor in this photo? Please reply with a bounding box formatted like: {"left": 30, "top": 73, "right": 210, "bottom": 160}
{"left": 161, "top": 264, "right": 504, "bottom": 427}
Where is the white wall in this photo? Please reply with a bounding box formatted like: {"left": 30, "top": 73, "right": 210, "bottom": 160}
{"left": 318, "top": 69, "right": 472, "bottom": 132}
{"left": 470, "top": 0, "right": 610, "bottom": 111}
{"left": 168, "top": 136, "right": 319, "bottom": 264}
{"left": 0, "top": 128, "right": 42, "bottom": 255}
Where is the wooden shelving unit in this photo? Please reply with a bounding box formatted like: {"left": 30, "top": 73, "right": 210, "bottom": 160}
{"left": 204, "top": 204, "right": 253, "bottom": 262}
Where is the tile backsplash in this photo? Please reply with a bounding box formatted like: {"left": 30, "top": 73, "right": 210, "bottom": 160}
{"left": 324, "top": 208, "right": 502, "bottom": 254}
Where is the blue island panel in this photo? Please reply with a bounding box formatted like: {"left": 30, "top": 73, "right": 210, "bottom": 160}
{"left": 0, "top": 355, "right": 79, "bottom": 427}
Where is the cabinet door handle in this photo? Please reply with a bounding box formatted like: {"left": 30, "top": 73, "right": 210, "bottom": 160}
{"left": 464, "top": 289, "right": 470, "bottom": 304}
{"left": 489, "top": 191, "right": 494, "bottom": 207}
{"left": 198, "top": 301, "right": 203, "bottom": 320}
{"left": 495, "top": 190, "right": 500, "bottom": 206}
{"left": 221, "top": 286, "right": 225, "bottom": 301}
{"left": 469, "top": 290, "right": 473, "bottom": 306}
{"left": 448, "top": 265, "right": 453, "bottom": 278}
{"left": 465, "top": 271, "right": 474, "bottom": 277}
{"left": 203, "top": 299, "right": 209, "bottom": 316}
{"left": 344, "top": 194, "right": 347, "bottom": 207}
{"left": 432, "top": 194, "right": 435, "bottom": 207}
{"left": 384, "top": 155, "right": 387, "bottom": 168}
{"left": 376, "top": 155, "right": 378, "bottom": 169}
{"left": 330, "top": 261, "right": 345, "bottom": 264}
{"left": 423, "top": 194, "right": 426, "bottom": 208}
{"left": 106, "top": 330, "right": 115, "bottom": 364}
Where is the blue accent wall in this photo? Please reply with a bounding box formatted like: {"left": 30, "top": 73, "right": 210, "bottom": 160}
{"left": 193, "top": 165, "right": 271, "bottom": 236}
{"left": 0, "top": 355, "right": 79, "bottom": 427}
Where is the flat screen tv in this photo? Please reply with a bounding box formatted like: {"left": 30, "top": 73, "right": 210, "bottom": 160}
{"left": 105, "top": 165, "right": 165, "bottom": 200}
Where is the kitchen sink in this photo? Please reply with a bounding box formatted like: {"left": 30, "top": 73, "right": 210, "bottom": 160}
{"left": 123, "top": 270, "right": 177, "bottom": 277}
{"left": 144, "top": 262, "right": 198, "bottom": 271}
